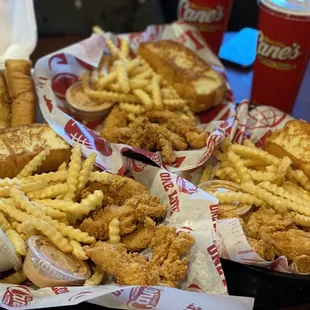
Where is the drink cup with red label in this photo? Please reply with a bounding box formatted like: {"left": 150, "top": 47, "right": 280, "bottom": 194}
{"left": 178, "top": 0, "right": 233, "bottom": 54}
{"left": 251, "top": 0, "right": 310, "bottom": 114}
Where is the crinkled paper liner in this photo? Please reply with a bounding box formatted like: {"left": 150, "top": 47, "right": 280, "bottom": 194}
{"left": 34, "top": 21, "right": 236, "bottom": 174}
{"left": 0, "top": 161, "right": 254, "bottom": 309}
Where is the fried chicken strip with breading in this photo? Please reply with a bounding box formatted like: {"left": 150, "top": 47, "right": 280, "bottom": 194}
{"left": 85, "top": 225, "right": 195, "bottom": 287}
{"left": 80, "top": 195, "right": 168, "bottom": 240}
{"left": 81, "top": 174, "right": 149, "bottom": 206}
{"left": 247, "top": 237, "right": 275, "bottom": 261}
{"left": 121, "top": 217, "right": 157, "bottom": 252}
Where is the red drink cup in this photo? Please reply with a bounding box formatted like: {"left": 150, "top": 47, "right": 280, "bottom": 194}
{"left": 251, "top": 0, "right": 310, "bottom": 114}
{"left": 178, "top": 0, "right": 233, "bottom": 54}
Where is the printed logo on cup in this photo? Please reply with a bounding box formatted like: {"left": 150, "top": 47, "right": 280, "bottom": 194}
{"left": 2, "top": 286, "right": 33, "bottom": 308}
{"left": 127, "top": 287, "right": 161, "bottom": 310}
{"left": 179, "top": 0, "right": 224, "bottom": 24}
{"left": 257, "top": 30, "right": 303, "bottom": 70}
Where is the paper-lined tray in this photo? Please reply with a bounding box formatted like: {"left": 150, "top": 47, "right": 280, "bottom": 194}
{"left": 34, "top": 22, "right": 237, "bottom": 174}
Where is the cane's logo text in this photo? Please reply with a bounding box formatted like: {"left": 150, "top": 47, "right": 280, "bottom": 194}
{"left": 179, "top": 0, "right": 224, "bottom": 24}
{"left": 257, "top": 31, "right": 302, "bottom": 62}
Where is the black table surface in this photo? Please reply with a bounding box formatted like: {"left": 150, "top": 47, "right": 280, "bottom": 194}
{"left": 31, "top": 33, "right": 310, "bottom": 310}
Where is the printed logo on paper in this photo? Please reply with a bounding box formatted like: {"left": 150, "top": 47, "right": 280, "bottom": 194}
{"left": 179, "top": 0, "right": 224, "bottom": 24}
{"left": 176, "top": 176, "right": 198, "bottom": 195}
{"left": 2, "top": 286, "right": 33, "bottom": 308}
{"left": 52, "top": 72, "right": 78, "bottom": 100}
{"left": 127, "top": 287, "right": 161, "bottom": 310}
{"left": 52, "top": 287, "right": 70, "bottom": 295}
{"left": 257, "top": 31, "right": 302, "bottom": 70}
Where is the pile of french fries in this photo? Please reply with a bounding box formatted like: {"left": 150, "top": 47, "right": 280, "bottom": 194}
{"left": 0, "top": 145, "right": 121, "bottom": 285}
{"left": 200, "top": 139, "right": 310, "bottom": 226}
{"left": 81, "top": 26, "right": 194, "bottom": 122}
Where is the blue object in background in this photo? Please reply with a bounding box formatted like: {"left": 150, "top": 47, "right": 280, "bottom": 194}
{"left": 219, "top": 27, "right": 258, "bottom": 68}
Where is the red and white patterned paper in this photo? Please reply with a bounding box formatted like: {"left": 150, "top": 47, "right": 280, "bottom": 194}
{"left": 34, "top": 22, "right": 236, "bottom": 174}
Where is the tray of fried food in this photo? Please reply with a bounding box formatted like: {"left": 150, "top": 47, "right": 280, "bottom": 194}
{"left": 0, "top": 127, "right": 194, "bottom": 287}
{"left": 66, "top": 27, "right": 208, "bottom": 165}
{"left": 198, "top": 121, "right": 310, "bottom": 274}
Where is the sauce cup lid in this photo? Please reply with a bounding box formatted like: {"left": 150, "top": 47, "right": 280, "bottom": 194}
{"left": 260, "top": 0, "right": 310, "bottom": 17}
{"left": 27, "top": 236, "right": 91, "bottom": 281}
{"left": 0, "top": 229, "right": 22, "bottom": 272}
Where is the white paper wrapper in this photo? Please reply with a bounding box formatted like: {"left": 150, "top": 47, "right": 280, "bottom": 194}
{"left": 195, "top": 100, "right": 302, "bottom": 274}
{"left": 0, "top": 159, "right": 254, "bottom": 309}
{"left": 0, "top": 0, "right": 37, "bottom": 69}
{"left": 34, "top": 22, "right": 236, "bottom": 173}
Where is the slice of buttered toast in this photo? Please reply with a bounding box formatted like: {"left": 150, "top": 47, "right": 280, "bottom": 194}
{"left": 265, "top": 120, "right": 310, "bottom": 177}
{"left": 0, "top": 123, "right": 70, "bottom": 178}
{"left": 137, "top": 40, "right": 226, "bottom": 113}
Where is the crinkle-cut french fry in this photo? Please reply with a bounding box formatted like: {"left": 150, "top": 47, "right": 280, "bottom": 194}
{"left": 85, "top": 88, "right": 140, "bottom": 103}
{"left": 0, "top": 212, "right": 26, "bottom": 255}
{"left": 63, "top": 144, "right": 82, "bottom": 201}
{"left": 212, "top": 191, "right": 266, "bottom": 207}
{"left": 283, "top": 182, "right": 310, "bottom": 202}
{"left": 11, "top": 187, "right": 95, "bottom": 244}
{"left": 119, "top": 102, "right": 145, "bottom": 116}
{"left": 127, "top": 113, "right": 136, "bottom": 122}
{"left": 215, "top": 167, "right": 230, "bottom": 181}
{"left": 70, "top": 240, "right": 88, "bottom": 260}
{"left": 241, "top": 182, "right": 288, "bottom": 214}
{"left": 137, "top": 56, "right": 156, "bottom": 76}
{"left": 33, "top": 202, "right": 67, "bottom": 220}
{"left": 258, "top": 181, "right": 310, "bottom": 208}
{"left": 151, "top": 75, "right": 163, "bottom": 110}
{"left": 230, "top": 144, "right": 280, "bottom": 167}
{"left": 23, "top": 171, "right": 67, "bottom": 184}
{"left": 80, "top": 190, "right": 104, "bottom": 212}
{"left": 220, "top": 139, "right": 231, "bottom": 153}
{"left": 243, "top": 159, "right": 265, "bottom": 167}
{"left": 97, "top": 71, "right": 117, "bottom": 89}
{"left": 115, "top": 60, "right": 130, "bottom": 94}
{"left": 199, "top": 165, "right": 212, "bottom": 185}
{"left": 214, "top": 150, "right": 227, "bottom": 162}
{"left": 77, "top": 153, "right": 97, "bottom": 192}
{"left": 163, "top": 99, "right": 186, "bottom": 110}
{"left": 274, "top": 156, "right": 292, "bottom": 184}
{"left": 0, "top": 178, "right": 19, "bottom": 187}
{"left": 89, "top": 171, "right": 110, "bottom": 183}
{"left": 135, "top": 70, "right": 153, "bottom": 80}
{"left": 294, "top": 214, "right": 310, "bottom": 227}
{"left": 0, "top": 201, "right": 72, "bottom": 252}
{"left": 129, "top": 79, "right": 149, "bottom": 89}
{"left": 27, "top": 183, "right": 68, "bottom": 200}
{"left": 58, "top": 162, "right": 67, "bottom": 172}
{"left": 287, "top": 168, "right": 310, "bottom": 191}
{"left": 126, "top": 58, "right": 141, "bottom": 73}
{"left": 120, "top": 37, "right": 129, "bottom": 59}
{"left": 109, "top": 217, "right": 120, "bottom": 244}
{"left": 247, "top": 170, "right": 276, "bottom": 182}
{"left": 265, "top": 165, "right": 277, "bottom": 173}
{"left": 17, "top": 149, "right": 51, "bottom": 178}
{"left": 227, "top": 150, "right": 252, "bottom": 183}
{"left": 220, "top": 161, "right": 230, "bottom": 169}
{"left": 222, "top": 167, "right": 241, "bottom": 184}
{"left": 133, "top": 89, "right": 153, "bottom": 110}
{"left": 0, "top": 270, "right": 26, "bottom": 284}
{"left": 35, "top": 199, "right": 90, "bottom": 216}
{"left": 243, "top": 139, "right": 256, "bottom": 148}
{"left": 161, "top": 87, "right": 175, "bottom": 99}
{"left": 84, "top": 267, "right": 104, "bottom": 286}
{"left": 11, "top": 221, "right": 37, "bottom": 237}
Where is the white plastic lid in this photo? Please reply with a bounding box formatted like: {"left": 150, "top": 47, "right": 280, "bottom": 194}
{"left": 0, "top": 0, "right": 37, "bottom": 69}
{"left": 27, "top": 236, "right": 91, "bottom": 283}
{"left": 0, "top": 229, "right": 22, "bottom": 272}
{"left": 261, "top": 0, "right": 310, "bottom": 17}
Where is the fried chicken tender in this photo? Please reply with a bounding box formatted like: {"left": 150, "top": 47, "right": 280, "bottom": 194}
{"left": 263, "top": 229, "right": 310, "bottom": 260}
{"left": 80, "top": 195, "right": 168, "bottom": 240}
{"left": 85, "top": 225, "right": 195, "bottom": 287}
{"left": 81, "top": 174, "right": 149, "bottom": 206}
{"left": 121, "top": 217, "right": 157, "bottom": 251}
{"left": 292, "top": 255, "right": 310, "bottom": 273}
{"left": 247, "top": 237, "right": 275, "bottom": 261}
{"left": 244, "top": 207, "right": 296, "bottom": 239}
{"left": 146, "top": 110, "right": 207, "bottom": 149}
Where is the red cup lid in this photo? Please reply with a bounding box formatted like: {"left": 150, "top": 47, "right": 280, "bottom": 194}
{"left": 261, "top": 0, "right": 310, "bottom": 16}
